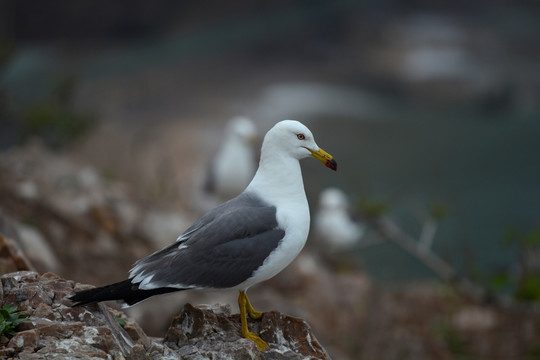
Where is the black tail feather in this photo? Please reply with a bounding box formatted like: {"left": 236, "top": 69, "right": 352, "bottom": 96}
{"left": 69, "top": 280, "right": 182, "bottom": 307}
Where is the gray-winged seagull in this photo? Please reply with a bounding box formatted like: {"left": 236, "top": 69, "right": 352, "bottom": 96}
{"left": 204, "top": 116, "right": 258, "bottom": 200}
{"left": 315, "top": 187, "right": 364, "bottom": 249}
{"left": 70, "top": 120, "right": 337, "bottom": 350}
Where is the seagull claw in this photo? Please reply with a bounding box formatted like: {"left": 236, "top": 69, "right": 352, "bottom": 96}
{"left": 244, "top": 331, "right": 269, "bottom": 351}
{"left": 238, "top": 291, "right": 268, "bottom": 351}
{"left": 245, "top": 295, "right": 264, "bottom": 320}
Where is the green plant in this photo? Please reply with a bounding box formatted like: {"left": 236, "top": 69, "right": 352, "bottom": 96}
{"left": 515, "top": 274, "right": 540, "bottom": 302}
{"left": 359, "top": 199, "right": 389, "bottom": 219}
{"left": 430, "top": 203, "right": 448, "bottom": 220}
{"left": 0, "top": 304, "right": 30, "bottom": 337}
{"left": 22, "top": 102, "right": 94, "bottom": 148}
{"left": 488, "top": 272, "right": 510, "bottom": 293}
{"left": 491, "top": 227, "right": 540, "bottom": 302}
{"left": 436, "top": 318, "right": 472, "bottom": 359}
{"left": 115, "top": 315, "right": 126, "bottom": 328}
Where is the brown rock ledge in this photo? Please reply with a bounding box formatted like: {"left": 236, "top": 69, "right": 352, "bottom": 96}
{"left": 0, "top": 271, "right": 330, "bottom": 360}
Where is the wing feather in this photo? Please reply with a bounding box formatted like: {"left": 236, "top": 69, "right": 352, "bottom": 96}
{"left": 129, "top": 192, "right": 285, "bottom": 289}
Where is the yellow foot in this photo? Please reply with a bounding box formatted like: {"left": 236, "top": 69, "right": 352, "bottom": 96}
{"left": 245, "top": 298, "right": 263, "bottom": 320}
{"left": 238, "top": 291, "right": 268, "bottom": 351}
{"left": 244, "top": 330, "right": 269, "bottom": 351}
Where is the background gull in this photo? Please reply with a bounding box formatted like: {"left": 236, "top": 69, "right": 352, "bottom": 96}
{"left": 204, "top": 116, "right": 258, "bottom": 201}
{"left": 315, "top": 187, "right": 365, "bottom": 250}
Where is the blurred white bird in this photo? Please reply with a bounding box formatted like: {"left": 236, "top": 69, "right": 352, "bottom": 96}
{"left": 204, "top": 117, "right": 258, "bottom": 201}
{"left": 314, "top": 187, "right": 365, "bottom": 250}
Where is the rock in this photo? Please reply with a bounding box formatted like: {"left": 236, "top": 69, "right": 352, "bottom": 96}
{"left": 0, "top": 145, "right": 167, "bottom": 285}
{"left": 0, "top": 271, "right": 332, "bottom": 359}
{"left": 0, "top": 234, "right": 34, "bottom": 273}
{"left": 165, "top": 304, "right": 264, "bottom": 360}
{"left": 0, "top": 271, "right": 142, "bottom": 359}
{"left": 259, "top": 311, "right": 330, "bottom": 360}
{"left": 164, "top": 303, "right": 330, "bottom": 360}
{"left": 452, "top": 306, "right": 497, "bottom": 331}
{"left": 13, "top": 223, "right": 60, "bottom": 273}
{"left": 14, "top": 181, "right": 38, "bottom": 200}
{"left": 8, "top": 329, "right": 39, "bottom": 351}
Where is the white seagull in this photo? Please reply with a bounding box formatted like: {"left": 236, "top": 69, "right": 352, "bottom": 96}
{"left": 70, "top": 120, "right": 337, "bottom": 351}
{"left": 204, "top": 116, "right": 258, "bottom": 200}
{"left": 315, "top": 187, "right": 364, "bottom": 250}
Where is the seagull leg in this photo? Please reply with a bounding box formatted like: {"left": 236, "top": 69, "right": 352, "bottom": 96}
{"left": 244, "top": 292, "right": 263, "bottom": 320}
{"left": 238, "top": 291, "right": 268, "bottom": 351}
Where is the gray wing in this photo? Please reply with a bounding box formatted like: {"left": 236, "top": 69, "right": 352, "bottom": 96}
{"left": 129, "top": 192, "right": 285, "bottom": 289}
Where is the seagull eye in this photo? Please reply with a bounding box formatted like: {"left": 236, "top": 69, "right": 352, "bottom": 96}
{"left": 297, "top": 133, "right": 305, "bottom": 140}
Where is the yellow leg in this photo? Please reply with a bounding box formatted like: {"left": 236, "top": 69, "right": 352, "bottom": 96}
{"left": 238, "top": 291, "right": 268, "bottom": 351}
{"left": 245, "top": 292, "right": 263, "bottom": 320}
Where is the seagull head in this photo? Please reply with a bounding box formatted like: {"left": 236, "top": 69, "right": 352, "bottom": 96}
{"left": 264, "top": 120, "right": 337, "bottom": 171}
{"left": 227, "top": 116, "right": 258, "bottom": 144}
{"left": 319, "top": 187, "right": 349, "bottom": 211}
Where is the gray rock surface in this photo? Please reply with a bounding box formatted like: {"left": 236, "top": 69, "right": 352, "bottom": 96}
{"left": 0, "top": 271, "right": 330, "bottom": 360}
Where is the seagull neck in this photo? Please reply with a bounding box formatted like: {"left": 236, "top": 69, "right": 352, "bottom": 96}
{"left": 223, "top": 135, "right": 245, "bottom": 152}
{"left": 247, "top": 155, "right": 306, "bottom": 201}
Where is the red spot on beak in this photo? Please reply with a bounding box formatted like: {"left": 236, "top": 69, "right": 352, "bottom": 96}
{"left": 326, "top": 158, "right": 337, "bottom": 171}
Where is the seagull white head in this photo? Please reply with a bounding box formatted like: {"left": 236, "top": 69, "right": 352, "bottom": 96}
{"left": 262, "top": 120, "right": 337, "bottom": 170}
{"left": 319, "top": 187, "right": 349, "bottom": 211}
{"left": 227, "top": 116, "right": 257, "bottom": 144}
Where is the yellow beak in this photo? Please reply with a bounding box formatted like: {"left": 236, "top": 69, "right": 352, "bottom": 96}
{"left": 306, "top": 147, "right": 337, "bottom": 171}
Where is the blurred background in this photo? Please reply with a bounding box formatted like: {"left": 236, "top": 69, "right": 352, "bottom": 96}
{"left": 1, "top": 1, "right": 540, "bottom": 359}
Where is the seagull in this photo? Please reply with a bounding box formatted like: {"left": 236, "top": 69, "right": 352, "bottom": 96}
{"left": 204, "top": 116, "right": 258, "bottom": 200}
{"left": 314, "top": 187, "right": 364, "bottom": 250}
{"left": 70, "top": 120, "right": 337, "bottom": 351}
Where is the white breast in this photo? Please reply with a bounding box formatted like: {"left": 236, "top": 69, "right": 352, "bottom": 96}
{"left": 234, "top": 192, "right": 310, "bottom": 291}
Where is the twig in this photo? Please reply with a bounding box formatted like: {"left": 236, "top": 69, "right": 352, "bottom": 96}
{"left": 98, "top": 303, "right": 134, "bottom": 357}
{"left": 418, "top": 217, "right": 438, "bottom": 250}
{"left": 366, "top": 215, "right": 540, "bottom": 314}
{"left": 373, "top": 216, "right": 457, "bottom": 281}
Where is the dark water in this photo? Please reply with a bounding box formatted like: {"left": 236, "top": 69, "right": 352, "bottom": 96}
{"left": 304, "top": 109, "right": 540, "bottom": 284}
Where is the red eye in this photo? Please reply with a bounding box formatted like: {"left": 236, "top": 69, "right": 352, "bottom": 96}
{"left": 297, "top": 133, "right": 305, "bottom": 140}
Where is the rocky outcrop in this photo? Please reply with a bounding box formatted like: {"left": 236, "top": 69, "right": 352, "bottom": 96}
{"left": 0, "top": 234, "right": 34, "bottom": 274}
{"left": 0, "top": 271, "right": 330, "bottom": 359}
{"left": 0, "top": 142, "right": 350, "bottom": 359}
{"left": 165, "top": 303, "right": 329, "bottom": 360}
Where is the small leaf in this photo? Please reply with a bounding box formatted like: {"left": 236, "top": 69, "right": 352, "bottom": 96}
{"left": 430, "top": 203, "right": 448, "bottom": 220}
{"left": 360, "top": 200, "right": 389, "bottom": 218}
{"left": 115, "top": 316, "right": 126, "bottom": 328}
{"left": 0, "top": 304, "right": 30, "bottom": 337}
{"left": 490, "top": 273, "right": 509, "bottom": 290}
{"left": 515, "top": 274, "right": 540, "bottom": 302}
